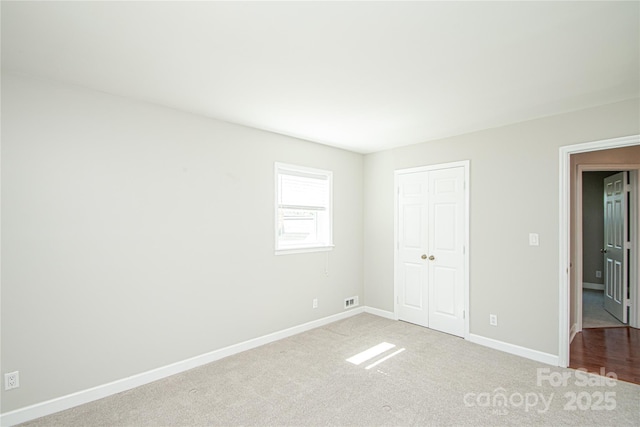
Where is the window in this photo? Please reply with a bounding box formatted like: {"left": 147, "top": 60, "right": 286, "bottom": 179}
{"left": 275, "top": 163, "right": 333, "bottom": 254}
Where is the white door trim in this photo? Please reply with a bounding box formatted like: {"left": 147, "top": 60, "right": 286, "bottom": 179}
{"left": 559, "top": 135, "right": 640, "bottom": 367}
{"left": 394, "top": 160, "right": 470, "bottom": 339}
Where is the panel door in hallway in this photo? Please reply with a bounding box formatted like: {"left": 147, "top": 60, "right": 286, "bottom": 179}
{"left": 603, "top": 171, "right": 628, "bottom": 323}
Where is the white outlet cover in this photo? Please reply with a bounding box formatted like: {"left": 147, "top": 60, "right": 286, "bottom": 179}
{"left": 529, "top": 233, "right": 539, "bottom": 246}
{"left": 489, "top": 314, "right": 498, "bottom": 326}
{"left": 5, "top": 371, "right": 19, "bottom": 390}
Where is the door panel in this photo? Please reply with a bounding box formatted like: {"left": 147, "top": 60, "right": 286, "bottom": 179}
{"left": 403, "top": 205, "right": 422, "bottom": 248}
{"left": 605, "top": 258, "right": 614, "bottom": 299}
{"left": 432, "top": 266, "right": 456, "bottom": 316}
{"left": 603, "top": 172, "right": 628, "bottom": 323}
{"left": 402, "top": 263, "right": 423, "bottom": 308}
{"left": 434, "top": 203, "right": 456, "bottom": 250}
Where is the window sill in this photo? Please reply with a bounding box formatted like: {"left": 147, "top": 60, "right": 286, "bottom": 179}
{"left": 275, "top": 245, "right": 334, "bottom": 256}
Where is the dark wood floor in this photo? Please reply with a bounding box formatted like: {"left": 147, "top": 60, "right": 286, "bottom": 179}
{"left": 570, "top": 327, "right": 640, "bottom": 385}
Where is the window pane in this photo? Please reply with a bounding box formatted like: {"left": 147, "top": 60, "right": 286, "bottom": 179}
{"left": 275, "top": 163, "right": 332, "bottom": 252}
{"left": 278, "top": 208, "right": 318, "bottom": 245}
{"left": 280, "top": 174, "right": 328, "bottom": 208}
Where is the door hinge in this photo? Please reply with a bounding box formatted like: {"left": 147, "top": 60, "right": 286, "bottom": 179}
{"left": 463, "top": 310, "right": 465, "bottom": 319}
{"left": 625, "top": 241, "right": 631, "bottom": 250}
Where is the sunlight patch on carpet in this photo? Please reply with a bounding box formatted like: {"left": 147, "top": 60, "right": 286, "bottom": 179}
{"left": 346, "top": 342, "right": 396, "bottom": 366}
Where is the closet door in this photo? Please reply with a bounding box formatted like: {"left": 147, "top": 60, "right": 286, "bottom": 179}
{"left": 427, "top": 167, "right": 465, "bottom": 337}
{"left": 396, "top": 171, "right": 429, "bottom": 327}
{"left": 396, "top": 165, "right": 466, "bottom": 337}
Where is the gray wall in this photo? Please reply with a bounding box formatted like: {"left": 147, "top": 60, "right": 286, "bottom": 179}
{"left": 1, "top": 74, "right": 364, "bottom": 412}
{"left": 363, "top": 98, "right": 640, "bottom": 356}
{"left": 582, "top": 171, "right": 615, "bottom": 285}
{"left": 2, "top": 71, "right": 639, "bottom": 415}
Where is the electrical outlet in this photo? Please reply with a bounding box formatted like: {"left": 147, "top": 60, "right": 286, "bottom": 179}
{"left": 5, "top": 371, "right": 19, "bottom": 390}
{"left": 312, "top": 298, "right": 318, "bottom": 309}
{"left": 489, "top": 314, "right": 498, "bottom": 326}
{"left": 596, "top": 270, "right": 602, "bottom": 278}
{"left": 529, "top": 233, "right": 539, "bottom": 246}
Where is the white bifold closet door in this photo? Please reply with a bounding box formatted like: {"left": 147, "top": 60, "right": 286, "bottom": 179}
{"left": 396, "top": 166, "right": 465, "bottom": 337}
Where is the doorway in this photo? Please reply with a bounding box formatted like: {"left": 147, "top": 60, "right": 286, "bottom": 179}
{"left": 574, "top": 165, "right": 639, "bottom": 336}
{"left": 558, "top": 135, "right": 640, "bottom": 369}
{"left": 393, "top": 161, "right": 470, "bottom": 339}
{"left": 580, "top": 170, "right": 631, "bottom": 329}
{"left": 571, "top": 165, "right": 640, "bottom": 384}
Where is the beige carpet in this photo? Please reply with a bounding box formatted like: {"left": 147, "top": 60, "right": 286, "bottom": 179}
{"left": 582, "top": 289, "right": 626, "bottom": 328}
{"left": 21, "top": 313, "right": 640, "bottom": 426}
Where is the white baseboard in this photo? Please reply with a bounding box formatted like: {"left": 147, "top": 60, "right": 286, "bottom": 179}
{"left": 583, "top": 282, "right": 605, "bottom": 291}
{"left": 363, "top": 306, "right": 396, "bottom": 320}
{"left": 1, "top": 307, "right": 367, "bottom": 427}
{"left": 468, "top": 334, "right": 559, "bottom": 366}
{"left": 570, "top": 323, "right": 579, "bottom": 343}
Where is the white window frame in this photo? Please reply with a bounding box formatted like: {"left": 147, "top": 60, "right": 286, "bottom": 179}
{"left": 275, "top": 162, "right": 334, "bottom": 255}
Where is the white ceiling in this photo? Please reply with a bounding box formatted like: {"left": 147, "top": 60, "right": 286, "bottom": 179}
{"left": 2, "top": 1, "right": 639, "bottom": 153}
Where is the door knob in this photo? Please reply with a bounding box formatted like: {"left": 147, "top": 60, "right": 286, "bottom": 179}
{"left": 429, "top": 255, "right": 435, "bottom": 261}
{"left": 421, "top": 254, "right": 427, "bottom": 259}
{"left": 600, "top": 248, "right": 607, "bottom": 254}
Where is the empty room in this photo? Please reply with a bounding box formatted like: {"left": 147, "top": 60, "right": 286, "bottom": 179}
{"left": 1, "top": 1, "right": 639, "bottom": 426}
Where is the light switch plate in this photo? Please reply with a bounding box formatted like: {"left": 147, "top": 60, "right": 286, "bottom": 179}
{"left": 529, "top": 233, "right": 539, "bottom": 246}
